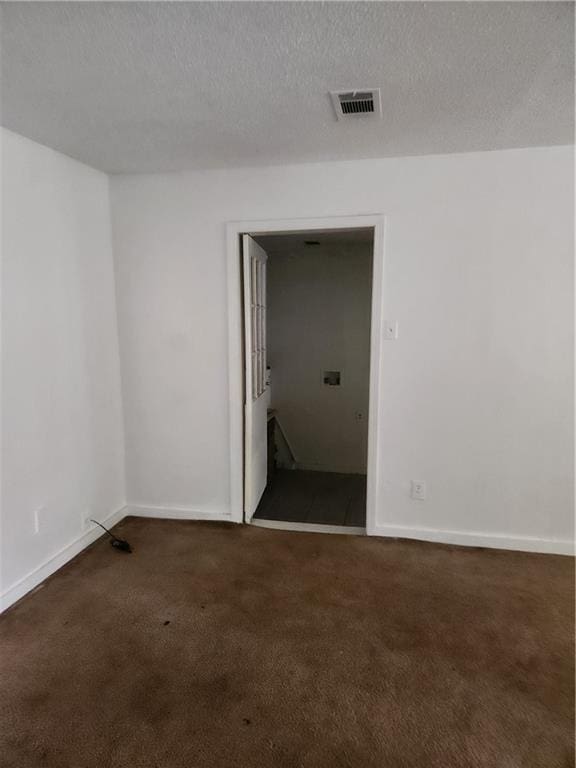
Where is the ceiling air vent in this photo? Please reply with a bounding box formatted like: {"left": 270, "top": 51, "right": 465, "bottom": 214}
{"left": 330, "top": 89, "right": 381, "bottom": 121}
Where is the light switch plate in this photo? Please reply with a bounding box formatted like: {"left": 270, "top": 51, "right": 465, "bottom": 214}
{"left": 384, "top": 320, "right": 398, "bottom": 340}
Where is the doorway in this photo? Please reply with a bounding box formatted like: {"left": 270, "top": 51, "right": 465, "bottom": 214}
{"left": 226, "top": 215, "right": 386, "bottom": 536}
{"left": 251, "top": 229, "right": 373, "bottom": 532}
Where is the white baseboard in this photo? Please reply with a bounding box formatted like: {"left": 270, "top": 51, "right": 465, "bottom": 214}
{"left": 369, "top": 523, "right": 575, "bottom": 556}
{"left": 126, "top": 504, "right": 234, "bottom": 522}
{"left": 0, "top": 504, "right": 128, "bottom": 614}
{"left": 2, "top": 506, "right": 570, "bottom": 616}
{"left": 251, "top": 519, "right": 365, "bottom": 536}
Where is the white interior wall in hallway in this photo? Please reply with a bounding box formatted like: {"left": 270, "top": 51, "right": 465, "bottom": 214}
{"left": 110, "top": 145, "right": 574, "bottom": 553}
{"left": 1, "top": 128, "right": 126, "bottom": 608}
{"left": 267, "top": 243, "right": 372, "bottom": 475}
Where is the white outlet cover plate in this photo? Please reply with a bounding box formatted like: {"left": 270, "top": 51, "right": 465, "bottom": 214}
{"left": 384, "top": 320, "right": 398, "bottom": 340}
{"left": 33, "top": 507, "right": 42, "bottom": 534}
{"left": 411, "top": 481, "right": 426, "bottom": 500}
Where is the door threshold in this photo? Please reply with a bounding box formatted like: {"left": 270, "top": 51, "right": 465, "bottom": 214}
{"left": 250, "top": 519, "right": 365, "bottom": 536}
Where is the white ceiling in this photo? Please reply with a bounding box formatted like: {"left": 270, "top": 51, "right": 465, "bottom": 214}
{"left": 1, "top": 2, "right": 573, "bottom": 174}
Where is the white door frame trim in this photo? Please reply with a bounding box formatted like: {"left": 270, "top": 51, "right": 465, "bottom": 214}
{"left": 226, "top": 214, "right": 387, "bottom": 535}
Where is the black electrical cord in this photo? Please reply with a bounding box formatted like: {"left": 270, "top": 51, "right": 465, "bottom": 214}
{"left": 90, "top": 520, "right": 132, "bottom": 553}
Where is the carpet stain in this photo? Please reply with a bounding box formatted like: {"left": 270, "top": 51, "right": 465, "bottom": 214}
{"left": 0, "top": 517, "right": 573, "bottom": 768}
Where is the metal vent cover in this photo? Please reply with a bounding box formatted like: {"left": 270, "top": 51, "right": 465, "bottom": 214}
{"left": 330, "top": 89, "right": 382, "bottom": 121}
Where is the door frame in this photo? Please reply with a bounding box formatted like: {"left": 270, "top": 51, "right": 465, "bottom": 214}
{"left": 226, "top": 214, "right": 387, "bottom": 535}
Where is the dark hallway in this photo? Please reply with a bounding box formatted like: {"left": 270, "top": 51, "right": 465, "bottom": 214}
{"left": 254, "top": 469, "right": 366, "bottom": 527}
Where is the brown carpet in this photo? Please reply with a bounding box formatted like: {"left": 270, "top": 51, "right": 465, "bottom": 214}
{"left": 0, "top": 517, "right": 573, "bottom": 768}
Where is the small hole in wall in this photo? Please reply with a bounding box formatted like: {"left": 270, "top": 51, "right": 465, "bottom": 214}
{"left": 323, "top": 371, "right": 341, "bottom": 386}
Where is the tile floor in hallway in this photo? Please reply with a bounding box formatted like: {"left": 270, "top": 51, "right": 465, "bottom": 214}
{"left": 254, "top": 469, "right": 366, "bottom": 527}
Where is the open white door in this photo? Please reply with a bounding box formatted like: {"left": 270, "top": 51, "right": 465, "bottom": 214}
{"left": 243, "top": 235, "right": 268, "bottom": 522}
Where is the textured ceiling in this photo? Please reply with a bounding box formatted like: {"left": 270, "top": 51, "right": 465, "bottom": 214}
{"left": 1, "top": 2, "right": 573, "bottom": 173}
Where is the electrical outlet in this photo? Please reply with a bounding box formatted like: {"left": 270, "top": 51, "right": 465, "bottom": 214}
{"left": 384, "top": 320, "right": 398, "bottom": 340}
{"left": 33, "top": 506, "right": 44, "bottom": 535}
{"left": 410, "top": 481, "right": 426, "bottom": 500}
{"left": 354, "top": 411, "right": 363, "bottom": 421}
{"left": 83, "top": 510, "right": 95, "bottom": 530}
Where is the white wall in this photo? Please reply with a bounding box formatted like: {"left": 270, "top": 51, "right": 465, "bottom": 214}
{"left": 267, "top": 244, "right": 372, "bottom": 474}
{"left": 110, "top": 145, "right": 574, "bottom": 552}
{"left": 1, "top": 129, "right": 126, "bottom": 608}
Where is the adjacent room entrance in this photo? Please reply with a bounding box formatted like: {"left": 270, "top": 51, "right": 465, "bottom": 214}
{"left": 227, "top": 215, "right": 386, "bottom": 535}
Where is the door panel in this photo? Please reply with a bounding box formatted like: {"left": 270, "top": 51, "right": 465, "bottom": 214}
{"left": 243, "top": 235, "right": 268, "bottom": 521}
